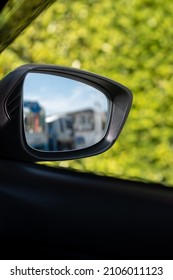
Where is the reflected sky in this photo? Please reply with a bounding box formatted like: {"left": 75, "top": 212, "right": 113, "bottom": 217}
{"left": 23, "top": 73, "right": 108, "bottom": 116}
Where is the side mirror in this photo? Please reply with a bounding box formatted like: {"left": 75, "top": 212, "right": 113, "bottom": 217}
{"left": 0, "top": 64, "right": 132, "bottom": 161}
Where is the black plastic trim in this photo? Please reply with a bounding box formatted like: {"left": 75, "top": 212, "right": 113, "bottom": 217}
{"left": 0, "top": 64, "right": 132, "bottom": 162}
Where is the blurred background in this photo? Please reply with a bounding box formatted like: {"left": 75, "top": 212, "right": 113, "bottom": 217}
{"left": 1, "top": 0, "right": 173, "bottom": 186}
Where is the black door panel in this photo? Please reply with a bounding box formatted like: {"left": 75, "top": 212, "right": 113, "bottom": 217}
{"left": 0, "top": 159, "right": 172, "bottom": 259}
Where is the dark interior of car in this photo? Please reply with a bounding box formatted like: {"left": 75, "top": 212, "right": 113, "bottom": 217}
{"left": 1, "top": 158, "right": 173, "bottom": 259}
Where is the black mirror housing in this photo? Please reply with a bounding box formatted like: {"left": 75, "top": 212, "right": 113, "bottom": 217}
{"left": 0, "top": 64, "right": 132, "bottom": 162}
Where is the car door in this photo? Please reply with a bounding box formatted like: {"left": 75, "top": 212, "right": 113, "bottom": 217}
{"left": 1, "top": 156, "right": 173, "bottom": 260}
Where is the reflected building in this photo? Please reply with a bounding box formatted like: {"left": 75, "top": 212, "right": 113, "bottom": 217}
{"left": 68, "top": 108, "right": 106, "bottom": 148}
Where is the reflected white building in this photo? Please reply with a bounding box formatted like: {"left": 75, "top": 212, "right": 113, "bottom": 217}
{"left": 68, "top": 108, "right": 106, "bottom": 148}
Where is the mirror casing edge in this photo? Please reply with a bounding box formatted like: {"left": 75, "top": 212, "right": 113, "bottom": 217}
{"left": 0, "top": 64, "right": 132, "bottom": 162}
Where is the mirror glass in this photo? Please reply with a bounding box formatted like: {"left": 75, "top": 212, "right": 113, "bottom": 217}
{"left": 23, "top": 72, "right": 109, "bottom": 152}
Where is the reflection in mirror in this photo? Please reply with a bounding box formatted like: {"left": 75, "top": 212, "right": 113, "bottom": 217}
{"left": 23, "top": 73, "right": 109, "bottom": 152}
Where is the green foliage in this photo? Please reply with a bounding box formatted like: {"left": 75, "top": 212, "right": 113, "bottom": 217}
{"left": 1, "top": 0, "right": 173, "bottom": 185}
